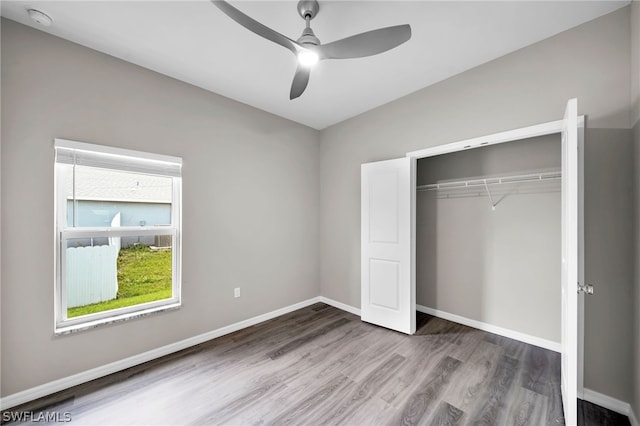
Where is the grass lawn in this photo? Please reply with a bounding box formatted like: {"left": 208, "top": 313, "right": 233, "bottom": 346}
{"left": 67, "top": 245, "right": 172, "bottom": 318}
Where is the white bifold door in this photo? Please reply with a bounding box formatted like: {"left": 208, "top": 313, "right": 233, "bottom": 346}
{"left": 360, "top": 98, "right": 581, "bottom": 424}
{"left": 360, "top": 157, "right": 415, "bottom": 335}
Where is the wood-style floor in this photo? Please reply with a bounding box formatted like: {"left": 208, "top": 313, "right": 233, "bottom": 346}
{"left": 1, "top": 303, "right": 580, "bottom": 425}
{"left": 578, "top": 399, "right": 631, "bottom": 426}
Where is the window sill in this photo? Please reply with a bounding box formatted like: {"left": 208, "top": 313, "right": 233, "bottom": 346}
{"left": 55, "top": 303, "right": 181, "bottom": 336}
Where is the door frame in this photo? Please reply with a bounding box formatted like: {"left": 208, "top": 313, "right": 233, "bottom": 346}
{"left": 405, "top": 115, "right": 585, "bottom": 396}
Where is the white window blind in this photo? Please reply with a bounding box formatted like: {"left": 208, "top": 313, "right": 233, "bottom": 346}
{"left": 54, "top": 139, "right": 182, "bottom": 177}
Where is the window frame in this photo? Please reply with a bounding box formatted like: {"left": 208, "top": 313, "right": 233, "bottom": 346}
{"left": 54, "top": 139, "right": 182, "bottom": 334}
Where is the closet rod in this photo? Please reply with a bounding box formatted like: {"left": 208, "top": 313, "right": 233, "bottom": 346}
{"left": 417, "top": 170, "right": 561, "bottom": 192}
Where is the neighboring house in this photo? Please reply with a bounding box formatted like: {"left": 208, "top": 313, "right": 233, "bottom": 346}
{"left": 66, "top": 167, "right": 172, "bottom": 248}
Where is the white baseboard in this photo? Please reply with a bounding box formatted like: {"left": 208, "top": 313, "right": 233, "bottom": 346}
{"left": 416, "top": 304, "right": 561, "bottom": 353}
{"left": 317, "top": 296, "right": 361, "bottom": 316}
{"left": 315, "top": 299, "right": 560, "bottom": 352}
{"left": 0, "top": 296, "right": 323, "bottom": 411}
{"left": 582, "top": 388, "right": 634, "bottom": 421}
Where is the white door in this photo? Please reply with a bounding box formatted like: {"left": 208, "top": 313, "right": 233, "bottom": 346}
{"left": 561, "top": 98, "right": 579, "bottom": 425}
{"left": 361, "top": 157, "right": 415, "bottom": 334}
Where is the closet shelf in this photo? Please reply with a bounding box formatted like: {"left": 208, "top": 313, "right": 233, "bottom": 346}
{"left": 417, "top": 170, "right": 561, "bottom": 192}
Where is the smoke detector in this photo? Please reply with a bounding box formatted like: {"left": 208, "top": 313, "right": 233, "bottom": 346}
{"left": 27, "top": 8, "right": 53, "bottom": 26}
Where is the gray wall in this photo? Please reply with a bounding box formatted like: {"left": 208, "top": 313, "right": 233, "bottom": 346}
{"left": 417, "top": 135, "right": 561, "bottom": 342}
{"left": 633, "top": 119, "right": 639, "bottom": 420}
{"left": 632, "top": 0, "right": 640, "bottom": 419}
{"left": 583, "top": 128, "right": 634, "bottom": 401}
{"left": 319, "top": 6, "right": 633, "bottom": 403}
{"left": 1, "top": 19, "right": 320, "bottom": 396}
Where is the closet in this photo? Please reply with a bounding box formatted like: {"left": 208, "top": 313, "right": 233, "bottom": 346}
{"left": 360, "top": 98, "right": 582, "bottom": 425}
{"left": 415, "top": 134, "right": 561, "bottom": 344}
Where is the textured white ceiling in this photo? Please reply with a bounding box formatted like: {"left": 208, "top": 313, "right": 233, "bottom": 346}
{"left": 1, "top": 0, "right": 630, "bottom": 129}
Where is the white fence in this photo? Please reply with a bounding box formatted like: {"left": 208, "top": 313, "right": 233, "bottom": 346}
{"left": 66, "top": 245, "right": 119, "bottom": 308}
{"left": 66, "top": 213, "right": 121, "bottom": 309}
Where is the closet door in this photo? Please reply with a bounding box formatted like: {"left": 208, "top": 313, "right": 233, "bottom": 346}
{"left": 561, "top": 98, "right": 579, "bottom": 426}
{"left": 361, "top": 157, "right": 415, "bottom": 334}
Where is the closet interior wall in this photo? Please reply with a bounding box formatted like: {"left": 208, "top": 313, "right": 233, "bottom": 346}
{"left": 416, "top": 134, "right": 562, "bottom": 343}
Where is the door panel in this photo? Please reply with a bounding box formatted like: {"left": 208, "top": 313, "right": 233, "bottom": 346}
{"left": 369, "top": 171, "right": 400, "bottom": 243}
{"left": 361, "top": 157, "right": 415, "bottom": 334}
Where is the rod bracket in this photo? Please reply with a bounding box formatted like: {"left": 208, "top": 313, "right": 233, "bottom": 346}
{"left": 483, "top": 179, "right": 496, "bottom": 210}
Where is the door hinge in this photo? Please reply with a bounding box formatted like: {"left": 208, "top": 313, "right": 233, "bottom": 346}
{"left": 577, "top": 283, "right": 594, "bottom": 295}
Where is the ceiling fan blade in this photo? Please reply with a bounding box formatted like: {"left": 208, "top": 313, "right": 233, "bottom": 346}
{"left": 211, "top": 1, "right": 301, "bottom": 55}
{"left": 290, "top": 65, "right": 311, "bottom": 100}
{"left": 319, "top": 24, "right": 411, "bottom": 59}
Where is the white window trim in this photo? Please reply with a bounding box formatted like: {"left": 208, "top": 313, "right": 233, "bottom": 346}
{"left": 54, "top": 139, "right": 182, "bottom": 334}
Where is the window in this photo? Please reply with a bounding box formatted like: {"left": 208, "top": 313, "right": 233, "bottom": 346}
{"left": 54, "top": 139, "right": 182, "bottom": 333}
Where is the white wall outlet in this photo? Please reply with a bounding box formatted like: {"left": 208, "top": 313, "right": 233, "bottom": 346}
{"left": 234, "top": 287, "right": 241, "bottom": 298}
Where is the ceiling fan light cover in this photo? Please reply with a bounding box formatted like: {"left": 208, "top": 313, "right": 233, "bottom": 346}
{"left": 298, "top": 49, "right": 319, "bottom": 67}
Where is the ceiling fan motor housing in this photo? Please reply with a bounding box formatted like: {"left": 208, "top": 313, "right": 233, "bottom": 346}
{"left": 298, "top": 27, "right": 320, "bottom": 46}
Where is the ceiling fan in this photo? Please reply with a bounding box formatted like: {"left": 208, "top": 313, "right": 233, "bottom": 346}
{"left": 211, "top": 0, "right": 412, "bottom": 100}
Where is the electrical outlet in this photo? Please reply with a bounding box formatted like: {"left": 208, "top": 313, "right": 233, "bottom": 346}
{"left": 234, "top": 287, "right": 241, "bottom": 298}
